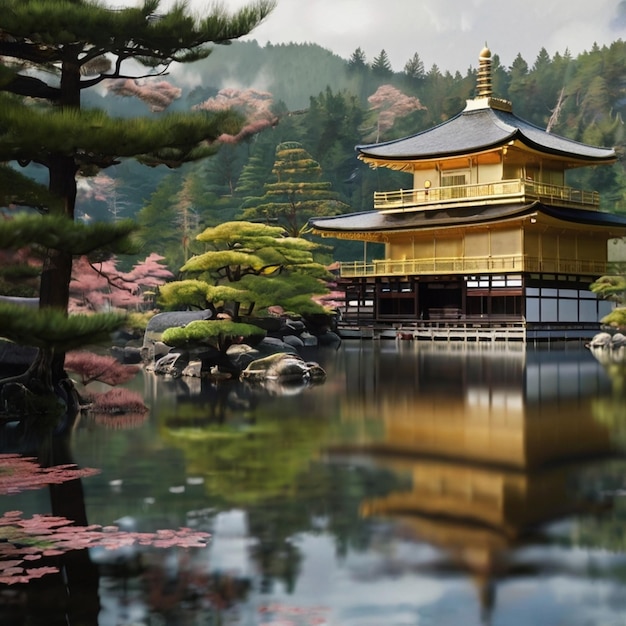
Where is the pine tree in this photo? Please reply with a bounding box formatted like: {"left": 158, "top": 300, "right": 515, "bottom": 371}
{"left": 404, "top": 53, "right": 426, "bottom": 81}
{"left": 348, "top": 47, "right": 368, "bottom": 72}
{"left": 159, "top": 221, "right": 332, "bottom": 321}
{"left": 0, "top": 0, "right": 275, "bottom": 390}
{"left": 240, "top": 142, "right": 349, "bottom": 237}
{"left": 372, "top": 49, "right": 393, "bottom": 78}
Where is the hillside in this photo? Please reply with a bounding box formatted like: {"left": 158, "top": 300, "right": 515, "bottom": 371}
{"left": 55, "top": 39, "right": 626, "bottom": 267}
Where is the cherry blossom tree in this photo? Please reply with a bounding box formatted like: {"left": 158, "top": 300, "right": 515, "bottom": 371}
{"left": 64, "top": 351, "right": 148, "bottom": 427}
{"left": 194, "top": 87, "right": 279, "bottom": 144}
{"left": 364, "top": 84, "right": 426, "bottom": 142}
{"left": 107, "top": 78, "right": 182, "bottom": 112}
{"left": 69, "top": 253, "right": 173, "bottom": 313}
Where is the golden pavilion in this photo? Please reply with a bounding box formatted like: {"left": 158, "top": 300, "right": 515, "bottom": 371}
{"left": 310, "top": 48, "right": 626, "bottom": 341}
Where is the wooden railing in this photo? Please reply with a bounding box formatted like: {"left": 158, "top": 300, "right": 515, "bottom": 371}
{"left": 339, "top": 256, "right": 607, "bottom": 278}
{"left": 374, "top": 179, "right": 600, "bottom": 212}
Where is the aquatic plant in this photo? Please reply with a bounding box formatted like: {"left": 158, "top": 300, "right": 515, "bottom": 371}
{"left": 0, "top": 453, "right": 209, "bottom": 585}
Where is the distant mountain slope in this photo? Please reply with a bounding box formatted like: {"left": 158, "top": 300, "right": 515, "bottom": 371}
{"left": 83, "top": 40, "right": 358, "bottom": 116}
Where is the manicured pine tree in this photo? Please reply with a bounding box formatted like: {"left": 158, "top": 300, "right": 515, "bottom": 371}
{"left": 240, "top": 142, "right": 349, "bottom": 237}
{"left": 158, "top": 220, "right": 332, "bottom": 320}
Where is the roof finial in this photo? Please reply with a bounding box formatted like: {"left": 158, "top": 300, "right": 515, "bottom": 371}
{"left": 477, "top": 45, "right": 492, "bottom": 98}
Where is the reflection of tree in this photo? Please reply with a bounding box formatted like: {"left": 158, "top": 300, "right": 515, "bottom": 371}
{"left": 158, "top": 381, "right": 407, "bottom": 594}
{"left": 139, "top": 551, "right": 250, "bottom": 622}
{"left": 245, "top": 462, "right": 399, "bottom": 594}
{"left": 592, "top": 359, "right": 626, "bottom": 451}
{"left": 160, "top": 388, "right": 330, "bottom": 505}
{"left": 0, "top": 413, "right": 211, "bottom": 624}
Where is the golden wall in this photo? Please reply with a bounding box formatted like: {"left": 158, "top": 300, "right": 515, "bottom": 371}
{"left": 384, "top": 225, "right": 608, "bottom": 275}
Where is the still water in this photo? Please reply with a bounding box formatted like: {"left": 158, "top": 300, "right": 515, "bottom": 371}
{"left": 3, "top": 340, "right": 626, "bottom": 625}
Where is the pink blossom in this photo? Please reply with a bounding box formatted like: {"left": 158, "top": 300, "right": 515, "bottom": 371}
{"left": 194, "top": 87, "right": 278, "bottom": 144}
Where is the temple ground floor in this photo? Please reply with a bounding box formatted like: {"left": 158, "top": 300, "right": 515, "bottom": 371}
{"left": 334, "top": 272, "right": 614, "bottom": 342}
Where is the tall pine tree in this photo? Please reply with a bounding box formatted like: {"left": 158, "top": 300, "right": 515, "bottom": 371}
{"left": 240, "top": 142, "right": 349, "bottom": 237}
{"left": 0, "top": 0, "right": 275, "bottom": 389}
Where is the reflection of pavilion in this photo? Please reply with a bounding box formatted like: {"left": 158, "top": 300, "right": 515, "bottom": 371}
{"left": 331, "top": 345, "right": 616, "bottom": 624}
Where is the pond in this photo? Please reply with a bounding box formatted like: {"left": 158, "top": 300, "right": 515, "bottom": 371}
{"left": 2, "top": 340, "right": 626, "bottom": 625}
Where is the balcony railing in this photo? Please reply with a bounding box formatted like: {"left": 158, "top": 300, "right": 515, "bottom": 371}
{"left": 339, "top": 255, "right": 607, "bottom": 278}
{"left": 374, "top": 179, "right": 600, "bottom": 212}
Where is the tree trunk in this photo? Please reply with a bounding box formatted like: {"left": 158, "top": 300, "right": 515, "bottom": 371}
{"left": 37, "top": 56, "right": 81, "bottom": 384}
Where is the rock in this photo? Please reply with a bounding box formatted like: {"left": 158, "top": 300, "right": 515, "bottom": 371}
{"left": 240, "top": 352, "right": 325, "bottom": 384}
{"left": 140, "top": 340, "right": 172, "bottom": 364}
{"left": 611, "top": 332, "right": 626, "bottom": 348}
{"left": 317, "top": 330, "right": 341, "bottom": 347}
{"left": 110, "top": 345, "right": 142, "bottom": 364}
{"left": 306, "top": 361, "right": 327, "bottom": 382}
{"left": 299, "top": 331, "right": 318, "bottom": 347}
{"left": 282, "top": 334, "right": 305, "bottom": 350}
{"left": 111, "top": 328, "right": 139, "bottom": 347}
{"left": 151, "top": 352, "right": 188, "bottom": 376}
{"left": 588, "top": 332, "right": 612, "bottom": 348}
{"left": 182, "top": 361, "right": 202, "bottom": 378}
{"left": 226, "top": 344, "right": 262, "bottom": 371}
{"left": 282, "top": 318, "right": 306, "bottom": 334}
{"left": 255, "top": 337, "right": 299, "bottom": 356}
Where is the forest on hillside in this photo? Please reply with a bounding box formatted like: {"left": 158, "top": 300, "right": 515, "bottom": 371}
{"left": 21, "top": 38, "right": 626, "bottom": 270}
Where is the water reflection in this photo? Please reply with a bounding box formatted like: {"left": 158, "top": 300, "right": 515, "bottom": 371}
{"left": 4, "top": 342, "right": 626, "bottom": 625}
{"left": 328, "top": 342, "right": 619, "bottom": 624}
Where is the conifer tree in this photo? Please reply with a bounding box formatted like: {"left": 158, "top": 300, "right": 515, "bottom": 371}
{"left": 0, "top": 0, "right": 275, "bottom": 391}
{"left": 240, "top": 142, "right": 349, "bottom": 237}
{"left": 159, "top": 221, "right": 331, "bottom": 320}
{"left": 404, "top": 53, "right": 426, "bottom": 81}
{"left": 372, "top": 50, "right": 393, "bottom": 78}
{"left": 348, "top": 47, "right": 368, "bottom": 72}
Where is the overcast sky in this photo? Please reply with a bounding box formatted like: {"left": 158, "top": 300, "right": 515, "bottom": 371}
{"left": 111, "top": 0, "right": 626, "bottom": 73}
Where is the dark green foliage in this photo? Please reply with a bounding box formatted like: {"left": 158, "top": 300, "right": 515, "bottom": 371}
{"left": 0, "top": 213, "right": 139, "bottom": 256}
{"left": 240, "top": 141, "right": 349, "bottom": 237}
{"left": 0, "top": 303, "right": 125, "bottom": 350}
{"left": 404, "top": 53, "right": 425, "bottom": 81}
{"left": 0, "top": 0, "right": 276, "bottom": 391}
{"left": 372, "top": 50, "right": 393, "bottom": 79}
{"left": 0, "top": 164, "right": 61, "bottom": 211}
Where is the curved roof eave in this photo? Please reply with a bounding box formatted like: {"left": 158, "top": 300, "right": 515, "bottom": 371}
{"left": 356, "top": 107, "right": 616, "bottom": 164}
{"left": 309, "top": 202, "right": 626, "bottom": 235}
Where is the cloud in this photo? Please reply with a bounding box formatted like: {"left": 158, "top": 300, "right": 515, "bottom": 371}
{"left": 109, "top": 0, "right": 625, "bottom": 73}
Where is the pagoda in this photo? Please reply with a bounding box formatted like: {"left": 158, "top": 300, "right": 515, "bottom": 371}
{"left": 310, "top": 48, "right": 626, "bottom": 341}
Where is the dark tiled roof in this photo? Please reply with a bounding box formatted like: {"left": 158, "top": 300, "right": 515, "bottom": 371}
{"left": 356, "top": 106, "right": 616, "bottom": 162}
{"left": 309, "top": 202, "right": 626, "bottom": 234}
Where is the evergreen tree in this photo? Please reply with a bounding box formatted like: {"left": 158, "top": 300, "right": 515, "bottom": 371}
{"left": 240, "top": 142, "right": 349, "bottom": 237}
{"left": 303, "top": 88, "right": 364, "bottom": 186}
{"left": 372, "top": 49, "right": 393, "bottom": 79}
{"left": 404, "top": 53, "right": 426, "bottom": 81}
{"left": 508, "top": 53, "right": 531, "bottom": 118}
{"left": 159, "top": 221, "right": 331, "bottom": 320}
{"left": 490, "top": 54, "right": 510, "bottom": 100}
{"left": 235, "top": 149, "right": 275, "bottom": 199}
{"left": 348, "top": 47, "right": 368, "bottom": 72}
{"left": 136, "top": 172, "right": 184, "bottom": 270}
{"left": 0, "top": 0, "right": 275, "bottom": 389}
